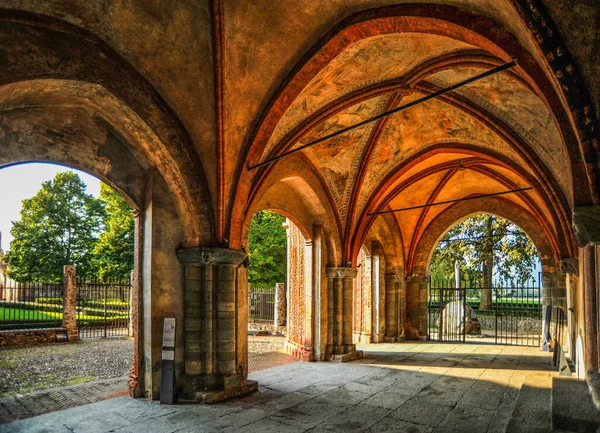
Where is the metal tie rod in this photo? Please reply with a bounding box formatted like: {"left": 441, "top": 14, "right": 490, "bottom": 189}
{"left": 248, "top": 60, "right": 517, "bottom": 170}
{"left": 368, "top": 187, "right": 533, "bottom": 216}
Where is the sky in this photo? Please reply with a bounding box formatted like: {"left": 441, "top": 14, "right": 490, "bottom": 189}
{"left": 0, "top": 163, "right": 101, "bottom": 251}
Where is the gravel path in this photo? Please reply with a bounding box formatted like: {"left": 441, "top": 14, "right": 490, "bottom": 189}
{"left": 0, "top": 338, "right": 133, "bottom": 397}
{"left": 0, "top": 334, "right": 290, "bottom": 398}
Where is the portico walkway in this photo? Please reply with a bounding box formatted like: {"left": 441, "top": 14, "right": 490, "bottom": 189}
{"left": 1, "top": 342, "right": 554, "bottom": 433}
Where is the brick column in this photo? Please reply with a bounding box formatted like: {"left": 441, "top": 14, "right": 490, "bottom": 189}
{"left": 326, "top": 267, "right": 361, "bottom": 360}
{"left": 176, "top": 247, "right": 258, "bottom": 402}
{"left": 62, "top": 265, "right": 78, "bottom": 341}
{"left": 274, "top": 283, "right": 286, "bottom": 328}
{"left": 384, "top": 274, "right": 404, "bottom": 342}
{"left": 405, "top": 275, "right": 427, "bottom": 339}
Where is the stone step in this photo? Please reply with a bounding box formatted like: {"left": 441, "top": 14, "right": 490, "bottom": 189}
{"left": 552, "top": 376, "right": 600, "bottom": 433}
{"left": 505, "top": 373, "right": 553, "bottom": 433}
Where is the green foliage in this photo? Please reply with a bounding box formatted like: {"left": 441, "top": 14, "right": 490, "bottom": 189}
{"left": 429, "top": 213, "right": 539, "bottom": 287}
{"left": 4, "top": 172, "right": 105, "bottom": 283}
{"left": 91, "top": 183, "right": 134, "bottom": 280}
{"left": 248, "top": 211, "right": 287, "bottom": 287}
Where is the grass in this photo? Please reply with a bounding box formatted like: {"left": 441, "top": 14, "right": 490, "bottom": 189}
{"left": 0, "top": 307, "right": 60, "bottom": 321}
{"left": 0, "top": 307, "right": 127, "bottom": 323}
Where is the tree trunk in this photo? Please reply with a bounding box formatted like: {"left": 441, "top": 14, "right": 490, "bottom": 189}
{"left": 480, "top": 215, "right": 494, "bottom": 310}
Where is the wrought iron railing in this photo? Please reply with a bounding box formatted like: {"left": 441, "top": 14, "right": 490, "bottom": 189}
{"left": 76, "top": 278, "right": 131, "bottom": 339}
{"left": 249, "top": 287, "right": 275, "bottom": 323}
{"left": 0, "top": 281, "right": 64, "bottom": 330}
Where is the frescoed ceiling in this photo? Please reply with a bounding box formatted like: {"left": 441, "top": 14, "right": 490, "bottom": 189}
{"left": 250, "top": 24, "right": 575, "bottom": 265}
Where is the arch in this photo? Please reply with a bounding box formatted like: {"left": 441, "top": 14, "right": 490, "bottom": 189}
{"left": 0, "top": 12, "right": 214, "bottom": 244}
{"left": 351, "top": 143, "right": 575, "bottom": 265}
{"left": 240, "top": 155, "right": 342, "bottom": 266}
{"left": 230, "top": 4, "right": 597, "bottom": 247}
{"left": 411, "top": 196, "right": 558, "bottom": 276}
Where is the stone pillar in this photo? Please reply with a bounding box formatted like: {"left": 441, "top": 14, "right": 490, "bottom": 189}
{"left": 583, "top": 246, "right": 598, "bottom": 372}
{"left": 326, "top": 267, "right": 361, "bottom": 360}
{"left": 62, "top": 265, "right": 78, "bottom": 341}
{"left": 405, "top": 275, "right": 427, "bottom": 339}
{"left": 176, "top": 247, "right": 258, "bottom": 403}
{"left": 274, "top": 283, "right": 286, "bottom": 328}
{"left": 541, "top": 269, "right": 557, "bottom": 351}
{"left": 384, "top": 274, "right": 404, "bottom": 342}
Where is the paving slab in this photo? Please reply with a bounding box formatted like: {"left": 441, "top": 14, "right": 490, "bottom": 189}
{"left": 1, "top": 342, "right": 556, "bottom": 433}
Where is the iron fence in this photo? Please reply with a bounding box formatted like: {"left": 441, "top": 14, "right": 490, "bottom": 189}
{"left": 249, "top": 287, "right": 275, "bottom": 323}
{"left": 428, "top": 276, "right": 542, "bottom": 346}
{"left": 0, "top": 281, "right": 64, "bottom": 331}
{"left": 76, "top": 278, "right": 131, "bottom": 339}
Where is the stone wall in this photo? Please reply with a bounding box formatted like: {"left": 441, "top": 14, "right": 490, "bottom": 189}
{"left": 0, "top": 328, "right": 73, "bottom": 348}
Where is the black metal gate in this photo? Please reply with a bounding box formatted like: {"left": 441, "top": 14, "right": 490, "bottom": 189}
{"left": 428, "top": 284, "right": 466, "bottom": 343}
{"left": 428, "top": 278, "right": 541, "bottom": 346}
{"left": 76, "top": 278, "right": 131, "bottom": 339}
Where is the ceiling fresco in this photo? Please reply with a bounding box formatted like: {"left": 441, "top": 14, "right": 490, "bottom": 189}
{"left": 242, "top": 2, "right": 581, "bottom": 263}
{"left": 264, "top": 33, "right": 477, "bottom": 158}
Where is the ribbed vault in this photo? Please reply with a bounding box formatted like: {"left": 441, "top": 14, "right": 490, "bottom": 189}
{"left": 240, "top": 5, "right": 583, "bottom": 266}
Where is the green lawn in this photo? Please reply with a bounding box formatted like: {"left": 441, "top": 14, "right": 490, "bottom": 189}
{"left": 0, "top": 307, "right": 127, "bottom": 322}
{"left": 0, "top": 307, "right": 61, "bottom": 321}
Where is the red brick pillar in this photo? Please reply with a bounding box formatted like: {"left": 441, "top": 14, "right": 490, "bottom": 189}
{"left": 274, "top": 283, "right": 286, "bottom": 328}
{"left": 62, "top": 265, "right": 78, "bottom": 341}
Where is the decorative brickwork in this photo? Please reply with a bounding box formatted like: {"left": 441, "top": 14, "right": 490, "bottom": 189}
{"left": 284, "top": 221, "right": 311, "bottom": 360}
{"left": 353, "top": 246, "right": 371, "bottom": 343}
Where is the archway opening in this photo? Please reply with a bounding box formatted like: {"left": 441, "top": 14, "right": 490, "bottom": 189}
{"left": 426, "top": 213, "right": 542, "bottom": 346}
{"left": 246, "top": 210, "right": 315, "bottom": 371}
{"left": 0, "top": 162, "right": 138, "bottom": 400}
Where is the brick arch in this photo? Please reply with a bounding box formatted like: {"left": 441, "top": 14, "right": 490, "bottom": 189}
{"left": 410, "top": 196, "right": 558, "bottom": 276}
{"left": 230, "top": 3, "right": 597, "bottom": 247}
{"left": 0, "top": 14, "right": 214, "bottom": 245}
{"left": 356, "top": 213, "right": 404, "bottom": 275}
{"left": 240, "top": 156, "right": 342, "bottom": 266}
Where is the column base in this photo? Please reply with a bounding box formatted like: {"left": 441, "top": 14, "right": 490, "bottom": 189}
{"left": 284, "top": 340, "right": 312, "bottom": 361}
{"left": 179, "top": 374, "right": 258, "bottom": 403}
{"left": 331, "top": 350, "right": 363, "bottom": 362}
{"left": 383, "top": 335, "right": 398, "bottom": 343}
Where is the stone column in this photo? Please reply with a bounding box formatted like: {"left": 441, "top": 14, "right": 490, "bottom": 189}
{"left": 384, "top": 274, "right": 404, "bottom": 342}
{"left": 274, "top": 283, "right": 286, "bottom": 328}
{"left": 62, "top": 265, "right": 78, "bottom": 341}
{"left": 326, "top": 267, "right": 361, "bottom": 360}
{"left": 405, "top": 275, "right": 427, "bottom": 339}
{"left": 583, "top": 246, "right": 598, "bottom": 372}
{"left": 573, "top": 206, "right": 600, "bottom": 373}
{"left": 541, "top": 269, "right": 558, "bottom": 351}
{"left": 176, "top": 247, "right": 258, "bottom": 403}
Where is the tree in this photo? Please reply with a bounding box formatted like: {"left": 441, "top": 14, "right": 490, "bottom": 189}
{"left": 91, "top": 183, "right": 135, "bottom": 281}
{"left": 5, "top": 172, "right": 105, "bottom": 283}
{"left": 429, "top": 213, "right": 539, "bottom": 309}
{"left": 247, "top": 211, "right": 287, "bottom": 287}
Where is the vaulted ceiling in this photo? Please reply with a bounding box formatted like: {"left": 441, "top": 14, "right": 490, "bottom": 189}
{"left": 244, "top": 6, "right": 580, "bottom": 265}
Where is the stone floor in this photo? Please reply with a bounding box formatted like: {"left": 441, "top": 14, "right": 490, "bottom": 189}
{"left": 1, "top": 342, "right": 555, "bottom": 433}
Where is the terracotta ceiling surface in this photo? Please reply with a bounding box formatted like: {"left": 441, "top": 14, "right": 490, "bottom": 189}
{"left": 264, "top": 33, "right": 476, "bottom": 156}
{"left": 257, "top": 26, "right": 571, "bottom": 258}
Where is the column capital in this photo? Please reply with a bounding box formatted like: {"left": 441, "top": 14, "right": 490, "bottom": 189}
{"left": 326, "top": 267, "right": 358, "bottom": 279}
{"left": 176, "top": 247, "right": 247, "bottom": 266}
{"left": 560, "top": 258, "right": 579, "bottom": 276}
{"left": 406, "top": 274, "right": 428, "bottom": 283}
{"left": 385, "top": 274, "right": 405, "bottom": 283}
{"left": 573, "top": 205, "right": 600, "bottom": 246}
